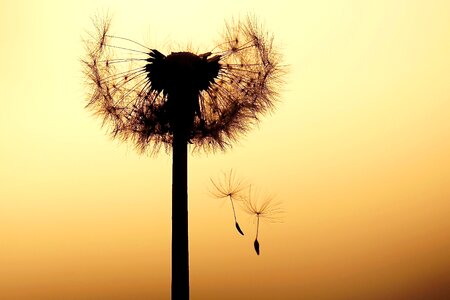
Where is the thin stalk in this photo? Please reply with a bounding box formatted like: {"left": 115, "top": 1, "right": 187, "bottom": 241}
{"left": 229, "top": 196, "right": 244, "bottom": 235}
{"left": 171, "top": 129, "right": 189, "bottom": 300}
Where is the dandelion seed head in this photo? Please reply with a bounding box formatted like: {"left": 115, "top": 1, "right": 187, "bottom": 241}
{"left": 209, "top": 169, "right": 248, "bottom": 200}
{"left": 83, "top": 15, "right": 284, "bottom": 154}
{"left": 242, "top": 187, "right": 283, "bottom": 223}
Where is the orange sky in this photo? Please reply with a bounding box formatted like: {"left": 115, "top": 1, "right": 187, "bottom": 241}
{"left": 1, "top": 0, "right": 449, "bottom": 299}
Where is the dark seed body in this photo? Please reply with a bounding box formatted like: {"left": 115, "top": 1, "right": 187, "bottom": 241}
{"left": 235, "top": 222, "right": 245, "bottom": 236}
{"left": 254, "top": 239, "right": 260, "bottom": 255}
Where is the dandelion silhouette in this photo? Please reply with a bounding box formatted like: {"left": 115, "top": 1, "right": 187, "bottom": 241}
{"left": 210, "top": 169, "right": 248, "bottom": 235}
{"left": 83, "top": 15, "right": 283, "bottom": 299}
{"left": 242, "top": 186, "right": 283, "bottom": 255}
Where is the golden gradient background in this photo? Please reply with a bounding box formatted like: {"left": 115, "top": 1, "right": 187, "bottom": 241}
{"left": 1, "top": 0, "right": 449, "bottom": 299}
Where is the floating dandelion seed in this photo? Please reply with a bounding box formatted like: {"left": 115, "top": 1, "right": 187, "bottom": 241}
{"left": 83, "top": 14, "right": 284, "bottom": 299}
{"left": 242, "top": 186, "right": 283, "bottom": 255}
{"left": 210, "top": 169, "right": 248, "bottom": 235}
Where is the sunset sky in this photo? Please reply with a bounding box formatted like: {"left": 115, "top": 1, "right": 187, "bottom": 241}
{"left": 1, "top": 0, "right": 449, "bottom": 299}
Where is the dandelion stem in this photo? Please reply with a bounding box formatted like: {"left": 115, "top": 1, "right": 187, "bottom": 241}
{"left": 171, "top": 129, "right": 189, "bottom": 299}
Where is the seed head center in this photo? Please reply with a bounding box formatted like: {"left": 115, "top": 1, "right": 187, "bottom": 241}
{"left": 146, "top": 51, "right": 221, "bottom": 95}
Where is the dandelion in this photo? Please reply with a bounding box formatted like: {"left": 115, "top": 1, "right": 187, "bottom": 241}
{"left": 83, "top": 14, "right": 283, "bottom": 299}
{"left": 242, "top": 186, "right": 283, "bottom": 255}
{"left": 210, "top": 169, "right": 248, "bottom": 235}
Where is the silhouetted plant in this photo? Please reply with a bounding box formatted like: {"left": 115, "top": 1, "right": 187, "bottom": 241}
{"left": 83, "top": 14, "right": 283, "bottom": 300}
{"left": 210, "top": 169, "right": 248, "bottom": 235}
{"left": 242, "top": 185, "right": 283, "bottom": 255}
